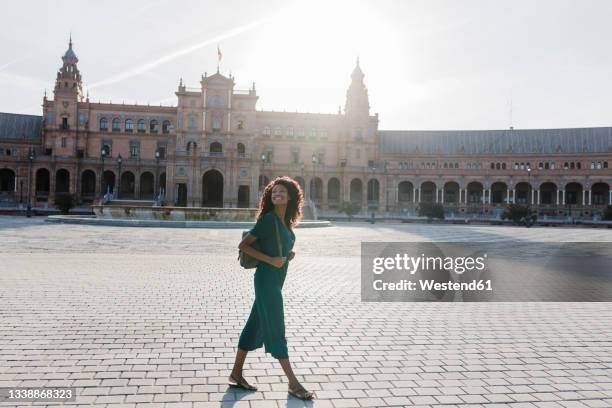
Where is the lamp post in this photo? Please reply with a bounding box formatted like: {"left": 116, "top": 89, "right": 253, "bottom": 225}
{"left": 526, "top": 166, "right": 532, "bottom": 227}
{"left": 116, "top": 153, "right": 122, "bottom": 200}
{"left": 311, "top": 152, "right": 317, "bottom": 202}
{"left": 260, "top": 153, "right": 266, "bottom": 194}
{"left": 100, "top": 146, "right": 108, "bottom": 202}
{"left": 26, "top": 148, "right": 35, "bottom": 217}
{"left": 155, "top": 149, "right": 161, "bottom": 199}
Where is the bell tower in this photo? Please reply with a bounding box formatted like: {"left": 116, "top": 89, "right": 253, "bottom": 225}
{"left": 344, "top": 57, "right": 370, "bottom": 118}
{"left": 51, "top": 35, "right": 83, "bottom": 132}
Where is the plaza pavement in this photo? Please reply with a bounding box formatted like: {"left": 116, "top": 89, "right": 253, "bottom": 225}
{"left": 0, "top": 216, "right": 611, "bottom": 408}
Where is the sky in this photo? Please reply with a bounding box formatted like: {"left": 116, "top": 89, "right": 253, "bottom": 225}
{"left": 1, "top": 0, "right": 612, "bottom": 130}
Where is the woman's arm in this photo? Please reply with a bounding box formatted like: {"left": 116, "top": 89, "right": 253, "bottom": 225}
{"left": 238, "top": 233, "right": 285, "bottom": 268}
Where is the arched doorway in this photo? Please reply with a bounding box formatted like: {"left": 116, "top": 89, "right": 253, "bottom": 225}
{"left": 119, "top": 171, "right": 135, "bottom": 199}
{"left": 35, "top": 168, "right": 50, "bottom": 200}
{"left": 102, "top": 170, "right": 116, "bottom": 196}
{"left": 443, "top": 181, "right": 460, "bottom": 204}
{"left": 490, "top": 181, "right": 507, "bottom": 204}
{"left": 467, "top": 181, "right": 483, "bottom": 204}
{"left": 420, "top": 181, "right": 436, "bottom": 203}
{"left": 398, "top": 181, "right": 414, "bottom": 206}
{"left": 540, "top": 182, "right": 557, "bottom": 205}
{"left": 55, "top": 169, "right": 70, "bottom": 193}
{"left": 238, "top": 185, "right": 250, "bottom": 208}
{"left": 565, "top": 182, "right": 582, "bottom": 205}
{"left": 515, "top": 182, "right": 531, "bottom": 204}
{"left": 140, "top": 172, "right": 154, "bottom": 199}
{"left": 0, "top": 168, "right": 16, "bottom": 193}
{"left": 367, "top": 178, "right": 380, "bottom": 206}
{"left": 202, "top": 169, "right": 223, "bottom": 207}
{"left": 350, "top": 178, "right": 362, "bottom": 204}
{"left": 81, "top": 170, "right": 96, "bottom": 202}
{"left": 309, "top": 177, "right": 322, "bottom": 203}
{"left": 591, "top": 182, "right": 609, "bottom": 206}
{"left": 327, "top": 177, "right": 340, "bottom": 208}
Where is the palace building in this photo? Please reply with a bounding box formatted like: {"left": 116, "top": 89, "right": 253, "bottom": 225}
{"left": 1, "top": 39, "right": 611, "bottom": 218}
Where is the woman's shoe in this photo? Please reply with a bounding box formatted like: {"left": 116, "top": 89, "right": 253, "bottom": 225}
{"left": 288, "top": 383, "right": 315, "bottom": 400}
{"left": 228, "top": 373, "right": 257, "bottom": 391}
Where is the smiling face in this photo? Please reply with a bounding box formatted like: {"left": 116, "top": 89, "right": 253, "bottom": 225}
{"left": 271, "top": 183, "right": 290, "bottom": 207}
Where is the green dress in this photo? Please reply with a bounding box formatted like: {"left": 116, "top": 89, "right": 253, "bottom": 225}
{"left": 238, "top": 211, "right": 295, "bottom": 359}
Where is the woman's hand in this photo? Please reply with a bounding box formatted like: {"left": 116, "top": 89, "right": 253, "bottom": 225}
{"left": 268, "top": 257, "right": 287, "bottom": 268}
{"left": 287, "top": 251, "right": 295, "bottom": 261}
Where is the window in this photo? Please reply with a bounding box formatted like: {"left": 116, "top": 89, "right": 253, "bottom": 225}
{"left": 210, "top": 142, "right": 223, "bottom": 155}
{"left": 291, "top": 151, "right": 299, "bottom": 164}
{"left": 100, "top": 118, "right": 108, "bottom": 131}
{"left": 212, "top": 114, "right": 221, "bottom": 131}
{"left": 138, "top": 119, "right": 146, "bottom": 133}
{"left": 237, "top": 120, "right": 244, "bottom": 130}
{"left": 112, "top": 118, "right": 120, "bottom": 132}
{"left": 571, "top": 162, "right": 576, "bottom": 169}
{"left": 130, "top": 144, "right": 139, "bottom": 158}
{"left": 61, "top": 117, "right": 69, "bottom": 130}
{"left": 551, "top": 162, "right": 555, "bottom": 169}
{"left": 150, "top": 120, "right": 159, "bottom": 133}
{"left": 309, "top": 128, "right": 317, "bottom": 138}
{"left": 274, "top": 126, "right": 282, "bottom": 137}
{"left": 157, "top": 147, "right": 166, "bottom": 159}
{"left": 538, "top": 162, "right": 543, "bottom": 170}
{"left": 61, "top": 137, "right": 66, "bottom": 147}
{"left": 444, "top": 163, "right": 448, "bottom": 169}
{"left": 501, "top": 163, "right": 506, "bottom": 170}
{"left": 298, "top": 128, "right": 305, "bottom": 138}
{"left": 604, "top": 162, "right": 609, "bottom": 169}
{"left": 264, "top": 150, "right": 273, "bottom": 163}
{"left": 286, "top": 127, "right": 294, "bottom": 137}
{"left": 544, "top": 162, "right": 549, "bottom": 169}
{"left": 263, "top": 126, "right": 271, "bottom": 136}
{"left": 355, "top": 149, "right": 360, "bottom": 159}
{"left": 576, "top": 162, "right": 581, "bottom": 169}
{"left": 490, "top": 163, "right": 495, "bottom": 169}
{"left": 237, "top": 143, "right": 245, "bottom": 157}
{"left": 455, "top": 163, "right": 459, "bottom": 168}
{"left": 514, "top": 162, "right": 519, "bottom": 169}
{"left": 125, "top": 119, "right": 133, "bottom": 132}
{"left": 162, "top": 120, "right": 171, "bottom": 134}
{"left": 320, "top": 129, "right": 328, "bottom": 139}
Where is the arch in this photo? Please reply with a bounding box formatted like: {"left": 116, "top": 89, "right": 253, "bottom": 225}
{"left": 443, "top": 181, "right": 460, "bottom": 204}
{"left": 149, "top": 120, "right": 159, "bottom": 133}
{"left": 467, "top": 181, "right": 483, "bottom": 204}
{"left": 81, "top": 170, "right": 96, "bottom": 200}
{"left": 119, "top": 171, "right": 135, "bottom": 199}
{"left": 35, "top": 168, "right": 50, "bottom": 198}
{"left": 125, "top": 119, "right": 134, "bottom": 132}
{"left": 398, "top": 181, "right": 414, "bottom": 204}
{"left": 140, "top": 171, "right": 155, "bottom": 200}
{"left": 162, "top": 120, "right": 171, "bottom": 134}
{"left": 237, "top": 143, "right": 245, "bottom": 157}
{"left": 565, "top": 182, "right": 582, "bottom": 205}
{"left": 591, "top": 182, "right": 609, "bottom": 205}
{"left": 202, "top": 169, "right": 224, "bottom": 207}
{"left": 55, "top": 168, "right": 70, "bottom": 193}
{"left": 490, "top": 181, "right": 507, "bottom": 204}
{"left": 112, "top": 117, "right": 120, "bottom": 131}
{"left": 99, "top": 117, "right": 108, "bottom": 131}
{"left": 309, "top": 177, "right": 323, "bottom": 202}
{"left": 515, "top": 182, "right": 531, "bottom": 204}
{"left": 0, "top": 168, "right": 16, "bottom": 192}
{"left": 349, "top": 178, "right": 363, "bottom": 203}
{"left": 327, "top": 177, "right": 340, "bottom": 205}
{"left": 102, "top": 170, "right": 116, "bottom": 195}
{"left": 540, "top": 182, "right": 557, "bottom": 205}
{"left": 210, "top": 141, "right": 223, "bottom": 154}
{"left": 137, "top": 119, "right": 146, "bottom": 133}
{"left": 420, "top": 181, "right": 436, "bottom": 203}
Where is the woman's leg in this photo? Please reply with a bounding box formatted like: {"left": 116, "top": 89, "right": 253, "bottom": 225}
{"left": 231, "top": 348, "right": 248, "bottom": 378}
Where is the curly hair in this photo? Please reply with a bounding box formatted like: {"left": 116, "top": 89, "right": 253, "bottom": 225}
{"left": 256, "top": 176, "right": 304, "bottom": 230}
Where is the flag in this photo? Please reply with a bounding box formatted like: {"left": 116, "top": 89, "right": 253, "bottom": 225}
{"left": 217, "top": 45, "right": 222, "bottom": 62}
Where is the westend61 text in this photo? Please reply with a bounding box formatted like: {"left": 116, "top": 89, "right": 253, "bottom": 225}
{"left": 372, "top": 253, "right": 487, "bottom": 275}
{"left": 373, "top": 279, "right": 493, "bottom": 291}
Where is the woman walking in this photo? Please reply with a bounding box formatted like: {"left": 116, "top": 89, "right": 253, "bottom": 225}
{"left": 230, "top": 176, "right": 315, "bottom": 400}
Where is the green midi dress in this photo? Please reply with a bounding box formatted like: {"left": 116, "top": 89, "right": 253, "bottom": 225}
{"left": 238, "top": 211, "right": 295, "bottom": 359}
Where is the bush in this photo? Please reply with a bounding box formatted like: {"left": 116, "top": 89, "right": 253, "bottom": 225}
{"left": 603, "top": 205, "right": 612, "bottom": 221}
{"left": 338, "top": 200, "right": 361, "bottom": 221}
{"left": 501, "top": 204, "right": 536, "bottom": 225}
{"left": 418, "top": 202, "right": 445, "bottom": 219}
{"left": 54, "top": 193, "right": 76, "bottom": 214}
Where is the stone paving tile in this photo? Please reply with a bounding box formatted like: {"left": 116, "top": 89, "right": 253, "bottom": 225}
{"left": 0, "top": 217, "right": 611, "bottom": 407}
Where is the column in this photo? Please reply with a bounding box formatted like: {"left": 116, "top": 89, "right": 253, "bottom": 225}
{"left": 556, "top": 189, "right": 560, "bottom": 205}
{"left": 482, "top": 189, "right": 486, "bottom": 204}
{"left": 506, "top": 188, "right": 510, "bottom": 204}
{"left": 588, "top": 189, "right": 592, "bottom": 205}
{"left": 536, "top": 190, "right": 540, "bottom": 205}
{"left": 531, "top": 189, "right": 535, "bottom": 205}
{"left": 487, "top": 189, "right": 491, "bottom": 204}
{"left": 512, "top": 188, "right": 516, "bottom": 204}
{"left": 609, "top": 190, "right": 612, "bottom": 205}
{"left": 582, "top": 190, "right": 585, "bottom": 205}
{"left": 440, "top": 189, "right": 444, "bottom": 204}
{"left": 562, "top": 190, "right": 566, "bottom": 205}
{"left": 435, "top": 188, "right": 439, "bottom": 203}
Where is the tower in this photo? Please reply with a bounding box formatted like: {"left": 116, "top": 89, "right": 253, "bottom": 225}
{"left": 344, "top": 57, "right": 370, "bottom": 118}
{"left": 51, "top": 35, "right": 83, "bottom": 132}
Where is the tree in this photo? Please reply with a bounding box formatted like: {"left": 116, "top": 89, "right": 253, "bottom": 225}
{"left": 501, "top": 204, "right": 536, "bottom": 225}
{"left": 338, "top": 201, "right": 361, "bottom": 221}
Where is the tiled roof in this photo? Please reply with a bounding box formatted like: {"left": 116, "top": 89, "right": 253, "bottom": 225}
{"left": 379, "top": 127, "right": 612, "bottom": 155}
{"left": 0, "top": 112, "right": 43, "bottom": 141}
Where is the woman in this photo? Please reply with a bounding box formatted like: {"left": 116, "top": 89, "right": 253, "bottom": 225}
{"left": 230, "top": 176, "right": 315, "bottom": 401}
